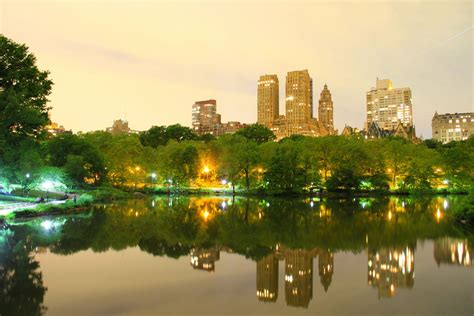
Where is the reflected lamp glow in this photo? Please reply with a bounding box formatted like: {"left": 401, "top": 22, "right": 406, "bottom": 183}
{"left": 41, "top": 220, "right": 53, "bottom": 231}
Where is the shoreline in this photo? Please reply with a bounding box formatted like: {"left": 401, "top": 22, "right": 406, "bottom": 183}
{"left": 1, "top": 187, "right": 471, "bottom": 222}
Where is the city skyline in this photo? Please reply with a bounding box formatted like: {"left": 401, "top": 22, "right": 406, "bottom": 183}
{"left": 1, "top": 1, "right": 472, "bottom": 137}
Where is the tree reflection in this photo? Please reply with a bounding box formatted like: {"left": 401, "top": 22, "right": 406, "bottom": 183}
{"left": 0, "top": 233, "right": 47, "bottom": 316}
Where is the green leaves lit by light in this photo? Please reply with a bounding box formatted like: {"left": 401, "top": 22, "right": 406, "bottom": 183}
{"left": 359, "top": 180, "right": 374, "bottom": 190}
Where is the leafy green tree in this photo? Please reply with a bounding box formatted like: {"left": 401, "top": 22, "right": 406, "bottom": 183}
{"left": 44, "top": 134, "right": 105, "bottom": 186}
{"left": 217, "top": 135, "right": 259, "bottom": 192}
{"left": 236, "top": 123, "right": 275, "bottom": 144}
{"left": 139, "top": 124, "right": 197, "bottom": 148}
{"left": 158, "top": 141, "right": 199, "bottom": 187}
{"left": 0, "top": 35, "right": 53, "bottom": 154}
{"left": 265, "top": 139, "right": 302, "bottom": 192}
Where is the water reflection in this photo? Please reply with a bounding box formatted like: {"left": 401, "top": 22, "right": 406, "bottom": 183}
{"left": 434, "top": 238, "right": 471, "bottom": 267}
{"left": 368, "top": 245, "right": 415, "bottom": 299}
{"left": 0, "top": 195, "right": 472, "bottom": 313}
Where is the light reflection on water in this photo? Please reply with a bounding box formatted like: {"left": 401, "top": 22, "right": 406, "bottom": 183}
{"left": 0, "top": 195, "right": 472, "bottom": 315}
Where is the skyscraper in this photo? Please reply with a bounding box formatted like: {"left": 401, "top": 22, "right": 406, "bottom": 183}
{"left": 191, "top": 99, "right": 221, "bottom": 134}
{"left": 318, "top": 84, "right": 334, "bottom": 134}
{"left": 285, "top": 70, "right": 313, "bottom": 129}
{"left": 366, "top": 78, "right": 413, "bottom": 130}
{"left": 257, "top": 75, "right": 279, "bottom": 128}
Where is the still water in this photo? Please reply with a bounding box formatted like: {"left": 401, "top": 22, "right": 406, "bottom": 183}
{"left": 0, "top": 196, "right": 472, "bottom": 315}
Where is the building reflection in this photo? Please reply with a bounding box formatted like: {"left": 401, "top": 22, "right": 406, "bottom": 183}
{"left": 318, "top": 249, "right": 334, "bottom": 292}
{"left": 434, "top": 238, "right": 471, "bottom": 267}
{"left": 367, "top": 245, "right": 415, "bottom": 298}
{"left": 189, "top": 247, "right": 220, "bottom": 272}
{"left": 256, "top": 253, "right": 278, "bottom": 302}
{"left": 284, "top": 249, "right": 315, "bottom": 308}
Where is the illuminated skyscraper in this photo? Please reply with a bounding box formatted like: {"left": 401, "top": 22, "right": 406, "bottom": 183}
{"left": 285, "top": 70, "right": 313, "bottom": 129}
{"left": 318, "top": 84, "right": 334, "bottom": 134}
{"left": 257, "top": 75, "right": 279, "bottom": 128}
{"left": 256, "top": 253, "right": 279, "bottom": 302}
{"left": 192, "top": 99, "right": 221, "bottom": 134}
{"left": 366, "top": 78, "right": 413, "bottom": 130}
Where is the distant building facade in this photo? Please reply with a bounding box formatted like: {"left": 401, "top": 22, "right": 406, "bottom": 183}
{"left": 257, "top": 75, "right": 279, "bottom": 128}
{"left": 366, "top": 78, "right": 413, "bottom": 130}
{"left": 431, "top": 112, "right": 474, "bottom": 143}
{"left": 191, "top": 99, "right": 246, "bottom": 136}
{"left": 257, "top": 70, "right": 334, "bottom": 140}
{"left": 106, "top": 119, "right": 131, "bottom": 135}
{"left": 45, "top": 121, "right": 66, "bottom": 137}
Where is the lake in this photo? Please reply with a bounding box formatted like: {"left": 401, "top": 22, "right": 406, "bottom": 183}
{"left": 0, "top": 195, "right": 472, "bottom": 315}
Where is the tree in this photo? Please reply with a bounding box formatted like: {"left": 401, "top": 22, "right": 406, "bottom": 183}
{"left": 217, "top": 134, "right": 259, "bottom": 192}
{"left": 158, "top": 141, "right": 199, "bottom": 188}
{"left": 139, "top": 124, "right": 197, "bottom": 148}
{"left": 44, "top": 134, "right": 105, "bottom": 186}
{"left": 0, "top": 35, "right": 53, "bottom": 154}
{"left": 236, "top": 124, "right": 276, "bottom": 144}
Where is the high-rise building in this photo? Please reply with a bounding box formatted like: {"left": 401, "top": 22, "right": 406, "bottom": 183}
{"left": 256, "top": 254, "right": 279, "bottom": 302}
{"left": 366, "top": 78, "right": 413, "bottom": 131}
{"left": 192, "top": 99, "right": 221, "bottom": 134}
{"left": 431, "top": 112, "right": 474, "bottom": 143}
{"left": 256, "top": 70, "right": 332, "bottom": 140}
{"left": 318, "top": 84, "right": 334, "bottom": 134}
{"left": 257, "top": 75, "right": 279, "bottom": 128}
{"left": 285, "top": 70, "right": 313, "bottom": 128}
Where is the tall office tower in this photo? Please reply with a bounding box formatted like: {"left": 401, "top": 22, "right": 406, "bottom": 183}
{"left": 285, "top": 70, "right": 313, "bottom": 128}
{"left": 257, "top": 75, "right": 279, "bottom": 128}
{"left": 256, "top": 253, "right": 279, "bottom": 302}
{"left": 318, "top": 84, "right": 334, "bottom": 134}
{"left": 366, "top": 78, "right": 413, "bottom": 130}
{"left": 192, "top": 99, "right": 221, "bottom": 134}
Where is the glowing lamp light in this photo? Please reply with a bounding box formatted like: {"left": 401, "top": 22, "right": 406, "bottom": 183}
{"left": 310, "top": 201, "right": 314, "bottom": 208}
{"left": 40, "top": 180, "right": 55, "bottom": 191}
{"left": 151, "top": 173, "right": 157, "bottom": 179}
{"left": 221, "top": 179, "right": 227, "bottom": 185}
{"left": 203, "top": 166, "right": 210, "bottom": 174}
{"left": 135, "top": 166, "right": 141, "bottom": 171}
{"left": 25, "top": 173, "right": 30, "bottom": 178}
{"left": 202, "top": 210, "right": 210, "bottom": 220}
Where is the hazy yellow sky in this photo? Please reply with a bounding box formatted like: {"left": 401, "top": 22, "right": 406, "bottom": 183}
{"left": 1, "top": 0, "right": 472, "bottom": 137}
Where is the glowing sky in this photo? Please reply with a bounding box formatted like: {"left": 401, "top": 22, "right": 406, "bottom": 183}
{"left": 1, "top": 0, "right": 472, "bottom": 137}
